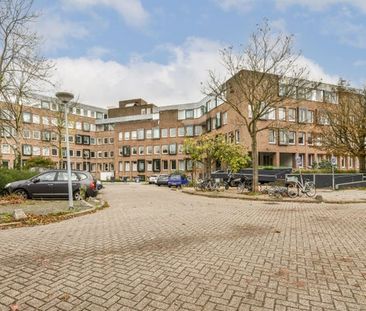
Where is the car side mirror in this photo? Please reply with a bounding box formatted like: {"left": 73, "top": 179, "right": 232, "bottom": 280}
{"left": 33, "top": 178, "right": 40, "bottom": 183}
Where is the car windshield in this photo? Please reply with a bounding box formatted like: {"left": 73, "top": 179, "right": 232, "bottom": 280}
{"left": 170, "top": 175, "right": 181, "bottom": 180}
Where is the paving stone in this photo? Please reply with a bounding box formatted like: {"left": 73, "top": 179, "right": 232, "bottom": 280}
{"left": 1, "top": 184, "right": 366, "bottom": 310}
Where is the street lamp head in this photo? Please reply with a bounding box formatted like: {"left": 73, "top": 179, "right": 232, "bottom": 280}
{"left": 55, "top": 91, "right": 74, "bottom": 103}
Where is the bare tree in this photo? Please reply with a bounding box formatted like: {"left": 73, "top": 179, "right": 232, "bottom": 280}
{"left": 204, "top": 19, "right": 315, "bottom": 191}
{"left": 318, "top": 82, "right": 366, "bottom": 173}
{"left": 0, "top": 0, "right": 53, "bottom": 169}
{"left": 48, "top": 98, "right": 79, "bottom": 169}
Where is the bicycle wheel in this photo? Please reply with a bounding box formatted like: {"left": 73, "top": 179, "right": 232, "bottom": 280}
{"left": 237, "top": 182, "right": 245, "bottom": 193}
{"left": 287, "top": 184, "right": 298, "bottom": 198}
{"left": 305, "top": 182, "right": 316, "bottom": 197}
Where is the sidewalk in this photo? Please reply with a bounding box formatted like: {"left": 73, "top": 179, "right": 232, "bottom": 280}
{"left": 182, "top": 188, "right": 366, "bottom": 204}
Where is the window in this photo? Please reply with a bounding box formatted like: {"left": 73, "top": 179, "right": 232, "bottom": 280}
{"left": 222, "top": 112, "right": 228, "bottom": 125}
{"left": 51, "top": 118, "right": 57, "bottom": 126}
{"left": 75, "top": 122, "right": 82, "bottom": 130}
{"left": 169, "top": 144, "right": 177, "bottom": 155}
{"left": 278, "top": 108, "right": 286, "bottom": 121}
{"left": 83, "top": 122, "right": 90, "bottom": 131}
{"left": 212, "top": 118, "right": 216, "bottom": 130}
{"left": 83, "top": 136, "right": 90, "bottom": 145}
{"left": 178, "top": 144, "right": 184, "bottom": 154}
{"left": 169, "top": 128, "right": 176, "bottom": 137}
{"left": 288, "top": 109, "right": 296, "bottom": 122}
{"left": 153, "top": 127, "right": 160, "bottom": 139}
{"left": 248, "top": 105, "right": 253, "bottom": 118}
{"left": 131, "top": 131, "right": 137, "bottom": 140}
{"left": 39, "top": 172, "right": 57, "bottom": 182}
{"left": 268, "top": 129, "right": 276, "bottom": 144}
{"left": 51, "top": 132, "right": 58, "bottom": 141}
{"left": 41, "top": 101, "right": 50, "bottom": 110}
{"left": 138, "top": 146, "right": 144, "bottom": 155}
{"left": 137, "top": 129, "right": 144, "bottom": 140}
{"left": 154, "top": 145, "right": 160, "bottom": 154}
{"left": 161, "top": 128, "right": 168, "bottom": 138}
{"left": 162, "top": 145, "right": 169, "bottom": 154}
{"left": 185, "top": 109, "right": 194, "bottom": 119}
{"left": 77, "top": 150, "right": 82, "bottom": 157}
{"left": 146, "top": 146, "right": 153, "bottom": 155}
{"left": 22, "top": 144, "right": 32, "bottom": 156}
{"left": 23, "top": 130, "right": 31, "bottom": 139}
{"left": 318, "top": 111, "right": 330, "bottom": 125}
{"left": 324, "top": 91, "right": 337, "bottom": 104}
{"left": 90, "top": 137, "right": 95, "bottom": 145}
{"left": 75, "top": 135, "right": 82, "bottom": 144}
{"left": 132, "top": 162, "right": 137, "bottom": 172}
{"left": 1, "top": 144, "right": 10, "bottom": 154}
{"left": 42, "top": 147, "right": 50, "bottom": 156}
{"left": 235, "top": 130, "right": 240, "bottom": 144}
{"left": 298, "top": 108, "right": 313, "bottom": 123}
{"left": 279, "top": 129, "right": 289, "bottom": 145}
{"left": 147, "top": 161, "right": 152, "bottom": 172}
{"left": 125, "top": 162, "right": 130, "bottom": 172}
{"left": 194, "top": 125, "right": 202, "bottom": 136}
{"left": 104, "top": 138, "right": 108, "bottom": 144}
{"left": 171, "top": 160, "right": 177, "bottom": 170}
{"left": 22, "top": 112, "right": 32, "bottom": 123}
{"left": 138, "top": 160, "right": 145, "bottom": 172}
{"left": 90, "top": 124, "right": 96, "bottom": 132}
{"left": 124, "top": 132, "right": 130, "bottom": 140}
{"left": 146, "top": 129, "right": 152, "bottom": 139}
{"left": 216, "top": 112, "right": 222, "bottom": 128}
{"left": 288, "top": 131, "right": 296, "bottom": 145}
{"left": 186, "top": 125, "right": 194, "bottom": 137}
{"left": 298, "top": 132, "right": 305, "bottom": 145}
{"left": 132, "top": 147, "right": 137, "bottom": 155}
{"left": 163, "top": 160, "right": 168, "bottom": 170}
{"left": 178, "top": 127, "right": 185, "bottom": 137}
{"left": 153, "top": 159, "right": 160, "bottom": 172}
{"left": 307, "top": 132, "right": 313, "bottom": 145}
{"left": 118, "top": 132, "right": 123, "bottom": 141}
{"left": 42, "top": 131, "right": 51, "bottom": 141}
{"left": 32, "top": 114, "right": 40, "bottom": 124}
{"left": 109, "top": 137, "right": 114, "bottom": 144}
{"left": 42, "top": 117, "right": 49, "bottom": 125}
{"left": 178, "top": 160, "right": 185, "bottom": 171}
{"left": 32, "top": 146, "right": 41, "bottom": 156}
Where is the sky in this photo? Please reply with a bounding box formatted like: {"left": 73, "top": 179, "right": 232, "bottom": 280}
{"left": 33, "top": 0, "right": 366, "bottom": 108}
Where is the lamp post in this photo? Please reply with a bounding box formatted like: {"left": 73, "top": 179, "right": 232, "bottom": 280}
{"left": 56, "top": 91, "right": 74, "bottom": 209}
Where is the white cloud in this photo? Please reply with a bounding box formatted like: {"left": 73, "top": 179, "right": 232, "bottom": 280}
{"left": 36, "top": 13, "right": 89, "bottom": 52}
{"left": 62, "top": 0, "right": 149, "bottom": 28}
{"left": 275, "top": 0, "right": 366, "bottom": 12}
{"left": 51, "top": 37, "right": 224, "bottom": 107}
{"left": 214, "top": 0, "right": 254, "bottom": 12}
{"left": 50, "top": 37, "right": 338, "bottom": 108}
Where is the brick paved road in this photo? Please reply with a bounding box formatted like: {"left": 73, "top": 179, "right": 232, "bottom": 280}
{"left": 1, "top": 184, "right": 366, "bottom": 311}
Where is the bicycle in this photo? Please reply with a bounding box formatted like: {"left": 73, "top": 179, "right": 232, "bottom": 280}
{"left": 237, "top": 177, "right": 252, "bottom": 193}
{"left": 286, "top": 174, "right": 316, "bottom": 198}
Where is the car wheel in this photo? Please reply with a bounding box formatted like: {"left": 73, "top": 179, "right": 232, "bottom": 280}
{"left": 73, "top": 190, "right": 81, "bottom": 200}
{"left": 14, "top": 189, "right": 29, "bottom": 199}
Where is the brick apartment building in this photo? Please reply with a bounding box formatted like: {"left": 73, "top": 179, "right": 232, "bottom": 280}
{"left": 0, "top": 75, "right": 358, "bottom": 180}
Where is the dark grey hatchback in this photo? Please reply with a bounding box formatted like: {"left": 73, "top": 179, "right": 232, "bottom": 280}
{"left": 4, "top": 170, "right": 98, "bottom": 199}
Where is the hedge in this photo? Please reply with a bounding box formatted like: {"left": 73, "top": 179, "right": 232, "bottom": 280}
{"left": 0, "top": 169, "right": 38, "bottom": 192}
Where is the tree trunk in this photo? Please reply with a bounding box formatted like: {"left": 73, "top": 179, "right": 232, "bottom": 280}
{"left": 358, "top": 155, "right": 366, "bottom": 173}
{"left": 251, "top": 133, "right": 259, "bottom": 192}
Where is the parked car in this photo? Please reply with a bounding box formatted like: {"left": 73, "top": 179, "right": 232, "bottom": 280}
{"left": 4, "top": 170, "right": 97, "bottom": 199}
{"left": 156, "top": 174, "right": 169, "bottom": 186}
{"left": 168, "top": 174, "right": 189, "bottom": 188}
{"left": 148, "top": 175, "right": 158, "bottom": 184}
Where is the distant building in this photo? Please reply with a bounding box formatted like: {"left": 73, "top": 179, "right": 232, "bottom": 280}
{"left": 0, "top": 73, "right": 358, "bottom": 180}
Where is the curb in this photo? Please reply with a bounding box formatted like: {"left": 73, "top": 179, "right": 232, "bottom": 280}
{"left": 0, "top": 200, "right": 107, "bottom": 230}
{"left": 182, "top": 190, "right": 366, "bottom": 205}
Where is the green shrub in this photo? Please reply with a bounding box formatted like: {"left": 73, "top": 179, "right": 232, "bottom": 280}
{"left": 0, "top": 169, "right": 37, "bottom": 192}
